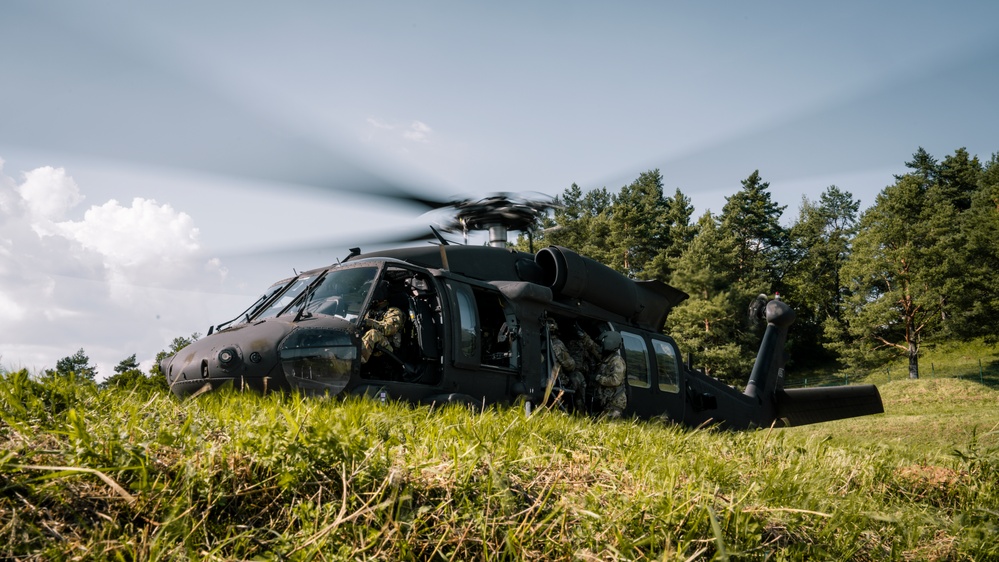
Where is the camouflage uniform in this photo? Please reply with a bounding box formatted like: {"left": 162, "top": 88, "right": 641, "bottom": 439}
{"left": 361, "top": 304, "right": 405, "bottom": 363}
{"left": 544, "top": 319, "right": 586, "bottom": 410}
{"left": 551, "top": 335, "right": 576, "bottom": 375}
{"left": 593, "top": 351, "right": 627, "bottom": 418}
{"left": 580, "top": 334, "right": 628, "bottom": 418}
{"left": 566, "top": 332, "right": 599, "bottom": 411}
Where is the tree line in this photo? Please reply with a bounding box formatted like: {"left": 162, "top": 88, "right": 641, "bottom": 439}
{"left": 4, "top": 335, "right": 200, "bottom": 391}
{"left": 517, "top": 147, "right": 999, "bottom": 383}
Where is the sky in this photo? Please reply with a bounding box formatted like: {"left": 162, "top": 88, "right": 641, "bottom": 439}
{"left": 2, "top": 1, "right": 997, "bottom": 378}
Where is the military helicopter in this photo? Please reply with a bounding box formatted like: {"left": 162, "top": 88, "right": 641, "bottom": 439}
{"left": 160, "top": 193, "right": 884, "bottom": 429}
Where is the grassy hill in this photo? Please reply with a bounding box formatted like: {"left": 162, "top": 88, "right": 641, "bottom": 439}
{"left": 2, "top": 370, "right": 998, "bottom": 561}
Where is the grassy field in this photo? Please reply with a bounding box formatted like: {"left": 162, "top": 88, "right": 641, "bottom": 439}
{"left": 1, "top": 369, "right": 998, "bottom": 561}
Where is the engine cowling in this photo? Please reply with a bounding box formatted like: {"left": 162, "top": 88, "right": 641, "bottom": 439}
{"left": 535, "top": 245, "right": 641, "bottom": 319}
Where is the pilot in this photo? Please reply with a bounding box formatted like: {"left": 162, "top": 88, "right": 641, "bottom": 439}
{"left": 547, "top": 319, "right": 588, "bottom": 411}
{"left": 360, "top": 281, "right": 405, "bottom": 364}
{"left": 591, "top": 331, "right": 627, "bottom": 418}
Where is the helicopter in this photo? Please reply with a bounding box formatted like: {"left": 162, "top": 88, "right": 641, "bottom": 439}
{"left": 160, "top": 193, "right": 884, "bottom": 429}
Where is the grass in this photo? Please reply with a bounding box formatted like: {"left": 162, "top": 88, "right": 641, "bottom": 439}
{"left": 2, "top": 368, "right": 999, "bottom": 560}
{"left": 786, "top": 338, "right": 999, "bottom": 389}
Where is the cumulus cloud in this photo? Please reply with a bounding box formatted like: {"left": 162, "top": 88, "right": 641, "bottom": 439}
{"left": 59, "top": 198, "right": 199, "bottom": 261}
{"left": 16, "top": 165, "right": 84, "bottom": 221}
{"left": 0, "top": 158, "right": 238, "bottom": 378}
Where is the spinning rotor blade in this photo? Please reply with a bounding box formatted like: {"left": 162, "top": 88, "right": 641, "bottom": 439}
{"left": 0, "top": 4, "right": 453, "bottom": 212}
{"left": 216, "top": 226, "right": 452, "bottom": 261}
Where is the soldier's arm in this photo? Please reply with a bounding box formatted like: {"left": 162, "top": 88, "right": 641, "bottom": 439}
{"left": 366, "top": 307, "right": 404, "bottom": 334}
{"left": 552, "top": 339, "right": 576, "bottom": 372}
{"left": 579, "top": 332, "right": 600, "bottom": 358}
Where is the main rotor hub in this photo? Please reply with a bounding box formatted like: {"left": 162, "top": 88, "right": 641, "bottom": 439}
{"left": 442, "top": 193, "right": 555, "bottom": 247}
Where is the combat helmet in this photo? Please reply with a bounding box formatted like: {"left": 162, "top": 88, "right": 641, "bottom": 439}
{"left": 597, "top": 330, "right": 622, "bottom": 353}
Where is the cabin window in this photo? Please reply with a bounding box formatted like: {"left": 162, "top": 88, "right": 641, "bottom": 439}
{"left": 454, "top": 288, "right": 478, "bottom": 359}
{"left": 652, "top": 339, "right": 680, "bottom": 393}
{"left": 621, "top": 331, "right": 651, "bottom": 389}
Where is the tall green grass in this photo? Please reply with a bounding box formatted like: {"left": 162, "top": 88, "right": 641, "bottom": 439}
{"left": 2, "top": 369, "right": 997, "bottom": 560}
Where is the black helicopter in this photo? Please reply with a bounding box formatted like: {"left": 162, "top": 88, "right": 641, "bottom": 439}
{"left": 160, "top": 193, "right": 884, "bottom": 429}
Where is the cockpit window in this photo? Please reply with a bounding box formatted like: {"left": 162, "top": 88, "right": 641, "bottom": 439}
{"left": 254, "top": 272, "right": 321, "bottom": 320}
{"left": 215, "top": 278, "right": 293, "bottom": 330}
{"left": 291, "top": 266, "right": 378, "bottom": 321}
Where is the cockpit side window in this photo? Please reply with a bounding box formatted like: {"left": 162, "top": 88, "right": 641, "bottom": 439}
{"left": 294, "top": 266, "right": 378, "bottom": 321}
{"left": 455, "top": 288, "right": 479, "bottom": 359}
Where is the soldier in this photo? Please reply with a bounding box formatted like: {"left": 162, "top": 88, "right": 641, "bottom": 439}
{"left": 591, "top": 330, "right": 627, "bottom": 418}
{"left": 360, "top": 282, "right": 405, "bottom": 364}
{"left": 547, "top": 319, "right": 583, "bottom": 408}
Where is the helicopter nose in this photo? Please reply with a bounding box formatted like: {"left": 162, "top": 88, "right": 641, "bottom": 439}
{"left": 159, "top": 354, "right": 175, "bottom": 382}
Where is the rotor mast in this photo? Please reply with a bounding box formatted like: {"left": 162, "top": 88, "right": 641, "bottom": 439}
{"left": 487, "top": 225, "right": 508, "bottom": 248}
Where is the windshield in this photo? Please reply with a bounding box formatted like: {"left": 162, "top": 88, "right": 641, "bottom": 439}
{"left": 253, "top": 271, "right": 322, "bottom": 320}
{"left": 290, "top": 266, "right": 378, "bottom": 321}
{"left": 217, "top": 278, "right": 294, "bottom": 330}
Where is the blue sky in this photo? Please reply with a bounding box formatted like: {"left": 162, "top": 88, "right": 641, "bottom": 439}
{"left": 2, "top": 1, "right": 997, "bottom": 377}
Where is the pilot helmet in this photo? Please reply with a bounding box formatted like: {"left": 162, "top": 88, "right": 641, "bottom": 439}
{"left": 597, "top": 330, "right": 622, "bottom": 353}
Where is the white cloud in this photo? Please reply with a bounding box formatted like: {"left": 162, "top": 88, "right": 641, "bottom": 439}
{"left": 403, "top": 120, "right": 433, "bottom": 143}
{"left": 16, "top": 165, "right": 84, "bottom": 221}
{"left": 59, "top": 197, "right": 199, "bottom": 261}
{"left": 364, "top": 117, "right": 434, "bottom": 145}
{"left": 0, "top": 159, "right": 240, "bottom": 378}
{"left": 0, "top": 290, "right": 26, "bottom": 322}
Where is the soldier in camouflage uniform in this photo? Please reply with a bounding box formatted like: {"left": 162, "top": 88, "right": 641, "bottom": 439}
{"left": 547, "top": 318, "right": 587, "bottom": 410}
{"left": 361, "top": 282, "right": 405, "bottom": 364}
{"left": 590, "top": 330, "right": 627, "bottom": 418}
{"left": 567, "top": 325, "right": 599, "bottom": 411}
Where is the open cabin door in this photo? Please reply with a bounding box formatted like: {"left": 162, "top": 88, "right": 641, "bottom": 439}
{"left": 445, "top": 280, "right": 521, "bottom": 404}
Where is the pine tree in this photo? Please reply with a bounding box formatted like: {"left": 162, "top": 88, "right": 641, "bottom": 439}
{"left": 719, "top": 170, "right": 787, "bottom": 294}
{"left": 51, "top": 348, "right": 97, "bottom": 381}
{"left": 937, "top": 147, "right": 982, "bottom": 211}
{"left": 607, "top": 170, "right": 671, "bottom": 278}
{"left": 842, "top": 171, "right": 963, "bottom": 378}
{"left": 666, "top": 212, "right": 749, "bottom": 381}
{"left": 951, "top": 152, "right": 999, "bottom": 337}
{"left": 102, "top": 354, "right": 158, "bottom": 390}
{"left": 524, "top": 183, "right": 614, "bottom": 262}
{"left": 899, "top": 146, "right": 938, "bottom": 184}
{"left": 782, "top": 186, "right": 860, "bottom": 367}
{"left": 644, "top": 188, "right": 695, "bottom": 282}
